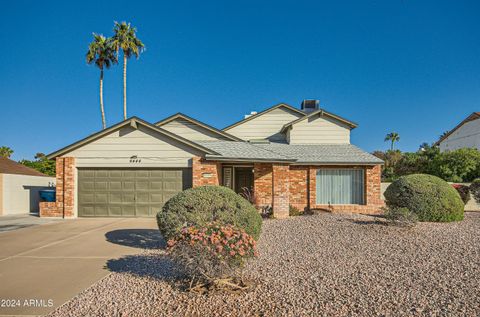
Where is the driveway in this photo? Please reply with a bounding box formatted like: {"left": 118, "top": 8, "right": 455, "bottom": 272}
{"left": 0, "top": 214, "right": 61, "bottom": 233}
{"left": 0, "top": 217, "right": 161, "bottom": 316}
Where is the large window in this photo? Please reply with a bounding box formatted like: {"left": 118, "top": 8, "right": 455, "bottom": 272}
{"left": 316, "top": 169, "right": 364, "bottom": 205}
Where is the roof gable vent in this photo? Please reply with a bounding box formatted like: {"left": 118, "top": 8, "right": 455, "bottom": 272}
{"left": 301, "top": 99, "right": 319, "bottom": 113}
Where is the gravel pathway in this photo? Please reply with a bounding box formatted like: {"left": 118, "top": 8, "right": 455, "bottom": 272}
{"left": 49, "top": 212, "right": 480, "bottom": 317}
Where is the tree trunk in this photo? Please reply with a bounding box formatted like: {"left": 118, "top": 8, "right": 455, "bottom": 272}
{"left": 391, "top": 140, "right": 394, "bottom": 151}
{"left": 123, "top": 54, "right": 127, "bottom": 120}
{"left": 100, "top": 69, "right": 106, "bottom": 129}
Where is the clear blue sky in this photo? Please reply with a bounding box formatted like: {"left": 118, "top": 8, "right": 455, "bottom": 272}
{"left": 1, "top": 0, "right": 479, "bottom": 160}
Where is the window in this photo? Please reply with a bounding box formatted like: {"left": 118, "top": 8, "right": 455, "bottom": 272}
{"left": 222, "top": 167, "right": 233, "bottom": 189}
{"left": 316, "top": 169, "right": 364, "bottom": 204}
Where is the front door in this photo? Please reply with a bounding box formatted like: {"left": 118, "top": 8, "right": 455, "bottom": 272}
{"left": 234, "top": 167, "right": 254, "bottom": 194}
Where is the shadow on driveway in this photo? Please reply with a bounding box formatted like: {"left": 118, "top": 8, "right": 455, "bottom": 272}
{"left": 105, "top": 229, "right": 166, "bottom": 249}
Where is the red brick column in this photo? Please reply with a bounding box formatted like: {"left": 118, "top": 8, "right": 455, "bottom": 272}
{"left": 253, "top": 163, "right": 273, "bottom": 208}
{"left": 308, "top": 166, "right": 317, "bottom": 210}
{"left": 40, "top": 157, "right": 75, "bottom": 218}
{"left": 192, "top": 156, "right": 220, "bottom": 187}
{"left": 272, "top": 164, "right": 289, "bottom": 218}
{"left": 289, "top": 166, "right": 308, "bottom": 211}
{"left": 365, "top": 165, "right": 383, "bottom": 206}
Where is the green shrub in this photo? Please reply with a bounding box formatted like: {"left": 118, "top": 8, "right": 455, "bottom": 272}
{"left": 157, "top": 186, "right": 262, "bottom": 241}
{"left": 470, "top": 179, "right": 480, "bottom": 203}
{"left": 384, "top": 174, "right": 464, "bottom": 222}
{"left": 382, "top": 206, "right": 418, "bottom": 227}
{"left": 289, "top": 205, "right": 302, "bottom": 216}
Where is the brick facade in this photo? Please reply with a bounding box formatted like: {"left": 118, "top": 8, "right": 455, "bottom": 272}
{"left": 288, "top": 166, "right": 309, "bottom": 211}
{"left": 39, "top": 157, "right": 75, "bottom": 218}
{"left": 308, "top": 164, "right": 384, "bottom": 214}
{"left": 252, "top": 163, "right": 384, "bottom": 216}
{"left": 272, "top": 164, "right": 290, "bottom": 218}
{"left": 192, "top": 156, "right": 221, "bottom": 187}
{"left": 253, "top": 163, "right": 273, "bottom": 208}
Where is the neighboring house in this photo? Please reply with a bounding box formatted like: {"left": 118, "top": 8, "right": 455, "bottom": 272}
{"left": 41, "top": 100, "right": 383, "bottom": 219}
{"left": 436, "top": 112, "right": 480, "bottom": 152}
{"left": 0, "top": 157, "right": 55, "bottom": 216}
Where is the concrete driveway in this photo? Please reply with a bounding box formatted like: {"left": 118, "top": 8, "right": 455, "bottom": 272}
{"left": 0, "top": 217, "right": 161, "bottom": 316}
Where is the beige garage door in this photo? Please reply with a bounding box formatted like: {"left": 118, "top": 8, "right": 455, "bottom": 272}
{"left": 78, "top": 168, "right": 192, "bottom": 217}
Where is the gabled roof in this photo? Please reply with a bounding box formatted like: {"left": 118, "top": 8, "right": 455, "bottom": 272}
{"left": 155, "top": 113, "right": 242, "bottom": 141}
{"left": 223, "top": 103, "right": 306, "bottom": 131}
{"left": 435, "top": 112, "right": 480, "bottom": 145}
{"left": 0, "top": 157, "right": 50, "bottom": 177}
{"left": 281, "top": 108, "right": 357, "bottom": 133}
{"left": 47, "top": 117, "right": 219, "bottom": 159}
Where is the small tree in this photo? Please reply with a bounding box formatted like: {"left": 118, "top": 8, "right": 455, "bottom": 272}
{"left": 384, "top": 132, "right": 400, "bottom": 151}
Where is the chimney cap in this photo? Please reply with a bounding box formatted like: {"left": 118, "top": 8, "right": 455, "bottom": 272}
{"left": 301, "top": 99, "right": 319, "bottom": 112}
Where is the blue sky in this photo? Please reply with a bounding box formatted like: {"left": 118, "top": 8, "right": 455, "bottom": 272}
{"left": 1, "top": 0, "right": 479, "bottom": 160}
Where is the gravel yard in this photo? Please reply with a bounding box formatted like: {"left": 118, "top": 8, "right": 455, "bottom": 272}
{"left": 49, "top": 212, "right": 480, "bottom": 317}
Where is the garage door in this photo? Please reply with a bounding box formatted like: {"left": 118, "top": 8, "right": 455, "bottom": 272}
{"left": 78, "top": 168, "right": 192, "bottom": 217}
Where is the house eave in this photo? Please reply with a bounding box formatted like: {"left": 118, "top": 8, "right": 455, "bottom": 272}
{"left": 204, "top": 155, "right": 295, "bottom": 163}
{"left": 46, "top": 117, "right": 218, "bottom": 160}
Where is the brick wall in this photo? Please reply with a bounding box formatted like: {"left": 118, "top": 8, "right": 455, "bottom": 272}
{"left": 309, "top": 164, "right": 384, "bottom": 214}
{"left": 365, "top": 165, "right": 383, "bottom": 206}
{"left": 289, "top": 166, "right": 308, "bottom": 211}
{"left": 253, "top": 163, "right": 272, "bottom": 207}
{"left": 272, "top": 164, "right": 289, "bottom": 218}
{"left": 40, "top": 157, "right": 75, "bottom": 218}
{"left": 192, "top": 156, "right": 220, "bottom": 187}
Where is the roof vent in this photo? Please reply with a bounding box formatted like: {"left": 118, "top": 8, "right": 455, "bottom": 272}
{"left": 244, "top": 111, "right": 258, "bottom": 119}
{"left": 301, "top": 100, "right": 319, "bottom": 113}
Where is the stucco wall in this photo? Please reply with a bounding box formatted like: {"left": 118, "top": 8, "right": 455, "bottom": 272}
{"left": 381, "top": 182, "right": 480, "bottom": 211}
{"left": 1, "top": 173, "right": 55, "bottom": 215}
{"left": 439, "top": 118, "right": 480, "bottom": 152}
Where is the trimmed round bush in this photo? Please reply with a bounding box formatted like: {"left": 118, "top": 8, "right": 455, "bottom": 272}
{"left": 157, "top": 186, "right": 262, "bottom": 240}
{"left": 384, "top": 174, "right": 464, "bottom": 222}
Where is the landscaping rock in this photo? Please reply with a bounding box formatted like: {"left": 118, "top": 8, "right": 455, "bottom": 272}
{"left": 49, "top": 212, "right": 480, "bottom": 317}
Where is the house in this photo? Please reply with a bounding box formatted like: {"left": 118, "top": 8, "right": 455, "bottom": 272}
{"left": 436, "top": 112, "right": 480, "bottom": 152}
{"left": 0, "top": 157, "right": 55, "bottom": 216}
{"left": 41, "top": 100, "right": 383, "bottom": 219}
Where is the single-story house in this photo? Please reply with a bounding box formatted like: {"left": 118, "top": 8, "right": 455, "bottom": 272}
{"left": 435, "top": 112, "right": 480, "bottom": 152}
{"left": 0, "top": 157, "right": 55, "bottom": 216}
{"left": 41, "top": 100, "right": 383, "bottom": 219}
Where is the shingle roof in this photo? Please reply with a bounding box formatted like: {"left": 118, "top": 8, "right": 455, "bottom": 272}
{"left": 0, "top": 157, "right": 50, "bottom": 177}
{"left": 197, "top": 141, "right": 293, "bottom": 162}
{"left": 197, "top": 141, "right": 383, "bottom": 165}
{"left": 256, "top": 143, "right": 383, "bottom": 164}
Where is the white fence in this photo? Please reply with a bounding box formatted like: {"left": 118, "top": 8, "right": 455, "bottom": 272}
{"left": 381, "top": 182, "right": 480, "bottom": 212}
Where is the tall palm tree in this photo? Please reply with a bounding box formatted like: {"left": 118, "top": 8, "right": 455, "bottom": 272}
{"left": 111, "top": 21, "right": 145, "bottom": 120}
{"left": 86, "top": 34, "right": 117, "bottom": 129}
{"left": 384, "top": 132, "right": 400, "bottom": 151}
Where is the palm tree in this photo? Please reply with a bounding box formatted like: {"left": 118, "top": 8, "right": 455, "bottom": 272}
{"left": 384, "top": 132, "right": 400, "bottom": 151}
{"left": 86, "top": 34, "right": 117, "bottom": 129}
{"left": 111, "top": 21, "right": 145, "bottom": 120}
{"left": 0, "top": 146, "right": 13, "bottom": 158}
